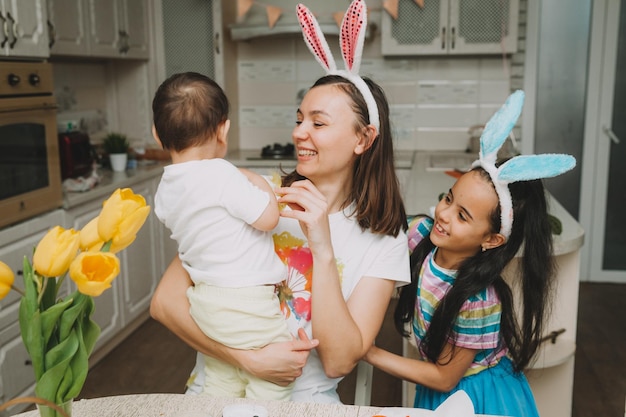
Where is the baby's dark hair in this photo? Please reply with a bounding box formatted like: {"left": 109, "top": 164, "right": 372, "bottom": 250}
{"left": 395, "top": 166, "right": 555, "bottom": 373}
{"left": 152, "top": 72, "right": 229, "bottom": 152}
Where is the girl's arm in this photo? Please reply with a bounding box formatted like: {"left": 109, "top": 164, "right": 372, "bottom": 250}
{"left": 239, "top": 167, "right": 279, "bottom": 232}
{"left": 277, "top": 180, "right": 396, "bottom": 378}
{"left": 364, "top": 343, "right": 477, "bottom": 392}
{"left": 150, "top": 255, "right": 318, "bottom": 386}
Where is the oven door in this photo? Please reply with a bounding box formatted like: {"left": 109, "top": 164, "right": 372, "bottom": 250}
{"left": 0, "top": 96, "right": 63, "bottom": 228}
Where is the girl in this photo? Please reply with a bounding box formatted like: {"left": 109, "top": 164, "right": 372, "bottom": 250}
{"left": 364, "top": 90, "right": 576, "bottom": 416}
{"left": 150, "top": 0, "right": 411, "bottom": 402}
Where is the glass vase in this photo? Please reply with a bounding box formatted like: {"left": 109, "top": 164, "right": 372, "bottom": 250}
{"left": 36, "top": 398, "right": 72, "bottom": 417}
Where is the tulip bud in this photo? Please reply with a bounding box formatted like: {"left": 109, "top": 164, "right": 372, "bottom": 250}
{"left": 97, "top": 188, "right": 151, "bottom": 253}
{"left": 0, "top": 261, "right": 14, "bottom": 300}
{"left": 69, "top": 252, "right": 120, "bottom": 297}
{"left": 79, "top": 216, "right": 105, "bottom": 252}
{"left": 33, "top": 226, "right": 81, "bottom": 277}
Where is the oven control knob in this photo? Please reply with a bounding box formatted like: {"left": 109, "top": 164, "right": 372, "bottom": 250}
{"left": 7, "top": 73, "right": 20, "bottom": 86}
{"left": 29, "top": 73, "right": 41, "bottom": 86}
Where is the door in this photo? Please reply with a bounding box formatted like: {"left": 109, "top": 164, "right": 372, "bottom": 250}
{"left": 581, "top": 0, "right": 626, "bottom": 283}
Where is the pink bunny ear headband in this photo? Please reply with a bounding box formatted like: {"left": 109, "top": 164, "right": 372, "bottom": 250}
{"left": 296, "top": 0, "right": 380, "bottom": 133}
{"left": 471, "top": 90, "right": 576, "bottom": 240}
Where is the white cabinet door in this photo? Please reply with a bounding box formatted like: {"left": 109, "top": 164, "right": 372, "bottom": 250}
{"left": 117, "top": 0, "right": 149, "bottom": 59}
{"left": 85, "top": 0, "right": 121, "bottom": 58}
{"left": 0, "top": 0, "right": 49, "bottom": 58}
{"left": 382, "top": 0, "right": 518, "bottom": 56}
{"left": 67, "top": 201, "right": 123, "bottom": 351}
{"left": 0, "top": 210, "right": 65, "bottom": 414}
{"left": 85, "top": 0, "right": 149, "bottom": 59}
{"left": 47, "top": 0, "right": 89, "bottom": 56}
{"left": 0, "top": 323, "right": 36, "bottom": 415}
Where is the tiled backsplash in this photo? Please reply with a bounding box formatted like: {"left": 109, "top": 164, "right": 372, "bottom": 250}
{"left": 236, "top": 32, "right": 512, "bottom": 152}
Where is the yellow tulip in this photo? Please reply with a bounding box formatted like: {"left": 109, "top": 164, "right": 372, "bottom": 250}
{"left": 79, "top": 216, "right": 105, "bottom": 252}
{"left": 33, "top": 226, "right": 80, "bottom": 277}
{"left": 0, "top": 261, "right": 14, "bottom": 300}
{"left": 69, "top": 252, "right": 120, "bottom": 297}
{"left": 97, "top": 188, "right": 151, "bottom": 253}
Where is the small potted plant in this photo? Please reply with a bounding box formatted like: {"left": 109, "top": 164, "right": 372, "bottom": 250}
{"left": 102, "top": 133, "right": 130, "bottom": 172}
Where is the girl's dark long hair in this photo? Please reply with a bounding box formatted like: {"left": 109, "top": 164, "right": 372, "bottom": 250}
{"left": 395, "top": 168, "right": 555, "bottom": 372}
{"left": 283, "top": 75, "right": 407, "bottom": 237}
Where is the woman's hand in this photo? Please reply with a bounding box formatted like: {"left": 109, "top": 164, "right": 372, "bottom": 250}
{"left": 276, "top": 180, "right": 333, "bottom": 258}
{"left": 151, "top": 257, "right": 318, "bottom": 385}
{"left": 234, "top": 328, "right": 318, "bottom": 386}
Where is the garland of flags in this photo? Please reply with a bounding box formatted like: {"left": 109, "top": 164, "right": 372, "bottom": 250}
{"left": 237, "top": 0, "right": 424, "bottom": 28}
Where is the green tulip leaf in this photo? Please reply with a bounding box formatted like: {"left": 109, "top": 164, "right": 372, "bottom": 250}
{"left": 40, "top": 276, "right": 59, "bottom": 311}
{"left": 58, "top": 292, "right": 87, "bottom": 341}
{"left": 81, "top": 298, "right": 100, "bottom": 355}
{"left": 40, "top": 298, "right": 74, "bottom": 347}
{"left": 56, "top": 363, "right": 75, "bottom": 404}
{"left": 36, "top": 330, "right": 79, "bottom": 402}
{"left": 65, "top": 325, "right": 89, "bottom": 400}
{"left": 21, "top": 257, "right": 38, "bottom": 316}
{"left": 19, "top": 305, "right": 44, "bottom": 380}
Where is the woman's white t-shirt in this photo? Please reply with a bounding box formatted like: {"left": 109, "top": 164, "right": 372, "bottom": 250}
{"left": 187, "top": 200, "right": 410, "bottom": 403}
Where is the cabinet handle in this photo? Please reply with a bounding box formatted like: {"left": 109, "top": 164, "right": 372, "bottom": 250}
{"left": 602, "top": 125, "right": 621, "bottom": 144}
{"left": 215, "top": 32, "right": 220, "bottom": 54}
{"left": 0, "top": 11, "right": 7, "bottom": 48}
{"left": 441, "top": 27, "right": 446, "bottom": 49}
{"left": 47, "top": 19, "right": 56, "bottom": 49}
{"left": 451, "top": 26, "right": 456, "bottom": 49}
{"left": 7, "top": 12, "right": 17, "bottom": 49}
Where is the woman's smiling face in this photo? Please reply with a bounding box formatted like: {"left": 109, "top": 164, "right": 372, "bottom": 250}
{"left": 292, "top": 84, "right": 366, "bottom": 182}
{"left": 430, "top": 170, "right": 500, "bottom": 269}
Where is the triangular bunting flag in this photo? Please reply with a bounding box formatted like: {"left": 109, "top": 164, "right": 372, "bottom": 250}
{"left": 266, "top": 5, "right": 282, "bottom": 29}
{"left": 238, "top": 0, "right": 254, "bottom": 19}
{"left": 383, "top": 0, "right": 399, "bottom": 19}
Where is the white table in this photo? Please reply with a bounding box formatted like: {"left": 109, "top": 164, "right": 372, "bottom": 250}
{"left": 13, "top": 393, "right": 438, "bottom": 417}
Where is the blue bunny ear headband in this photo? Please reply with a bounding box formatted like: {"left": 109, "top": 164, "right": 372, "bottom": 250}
{"left": 471, "top": 90, "right": 576, "bottom": 240}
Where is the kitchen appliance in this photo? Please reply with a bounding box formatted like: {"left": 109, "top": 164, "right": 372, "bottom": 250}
{"left": 0, "top": 61, "right": 62, "bottom": 229}
{"left": 58, "top": 131, "right": 94, "bottom": 179}
{"left": 246, "top": 143, "right": 295, "bottom": 160}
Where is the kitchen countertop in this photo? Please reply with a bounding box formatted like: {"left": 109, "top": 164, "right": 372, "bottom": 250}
{"left": 224, "top": 149, "right": 415, "bottom": 170}
{"left": 62, "top": 161, "right": 168, "bottom": 210}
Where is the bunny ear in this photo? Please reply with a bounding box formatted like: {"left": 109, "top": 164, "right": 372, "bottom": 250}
{"left": 498, "top": 154, "right": 576, "bottom": 182}
{"left": 297, "top": 4, "right": 336, "bottom": 73}
{"left": 340, "top": 0, "right": 367, "bottom": 74}
{"left": 480, "top": 90, "right": 525, "bottom": 162}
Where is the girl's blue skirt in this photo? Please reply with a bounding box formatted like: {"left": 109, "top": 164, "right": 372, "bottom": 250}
{"left": 413, "top": 357, "right": 539, "bottom": 417}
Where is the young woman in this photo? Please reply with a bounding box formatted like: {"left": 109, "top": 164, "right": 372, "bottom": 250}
{"left": 364, "top": 91, "right": 576, "bottom": 416}
{"left": 150, "top": 72, "right": 410, "bottom": 402}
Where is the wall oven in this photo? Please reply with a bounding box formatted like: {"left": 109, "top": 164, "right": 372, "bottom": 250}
{"left": 0, "top": 61, "right": 62, "bottom": 229}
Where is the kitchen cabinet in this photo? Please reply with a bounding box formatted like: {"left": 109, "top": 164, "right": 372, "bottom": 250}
{"left": 64, "top": 176, "right": 165, "bottom": 350}
{"left": 0, "top": 209, "right": 66, "bottom": 416}
{"left": 0, "top": 165, "right": 172, "bottom": 415}
{"left": 46, "top": 0, "right": 88, "bottom": 56}
{"left": 65, "top": 199, "right": 124, "bottom": 352}
{"left": 0, "top": 0, "right": 49, "bottom": 58}
{"left": 47, "top": 0, "right": 149, "bottom": 59}
{"left": 158, "top": 0, "right": 223, "bottom": 84}
{"left": 86, "top": 0, "right": 149, "bottom": 59}
{"left": 382, "top": 0, "right": 519, "bottom": 56}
